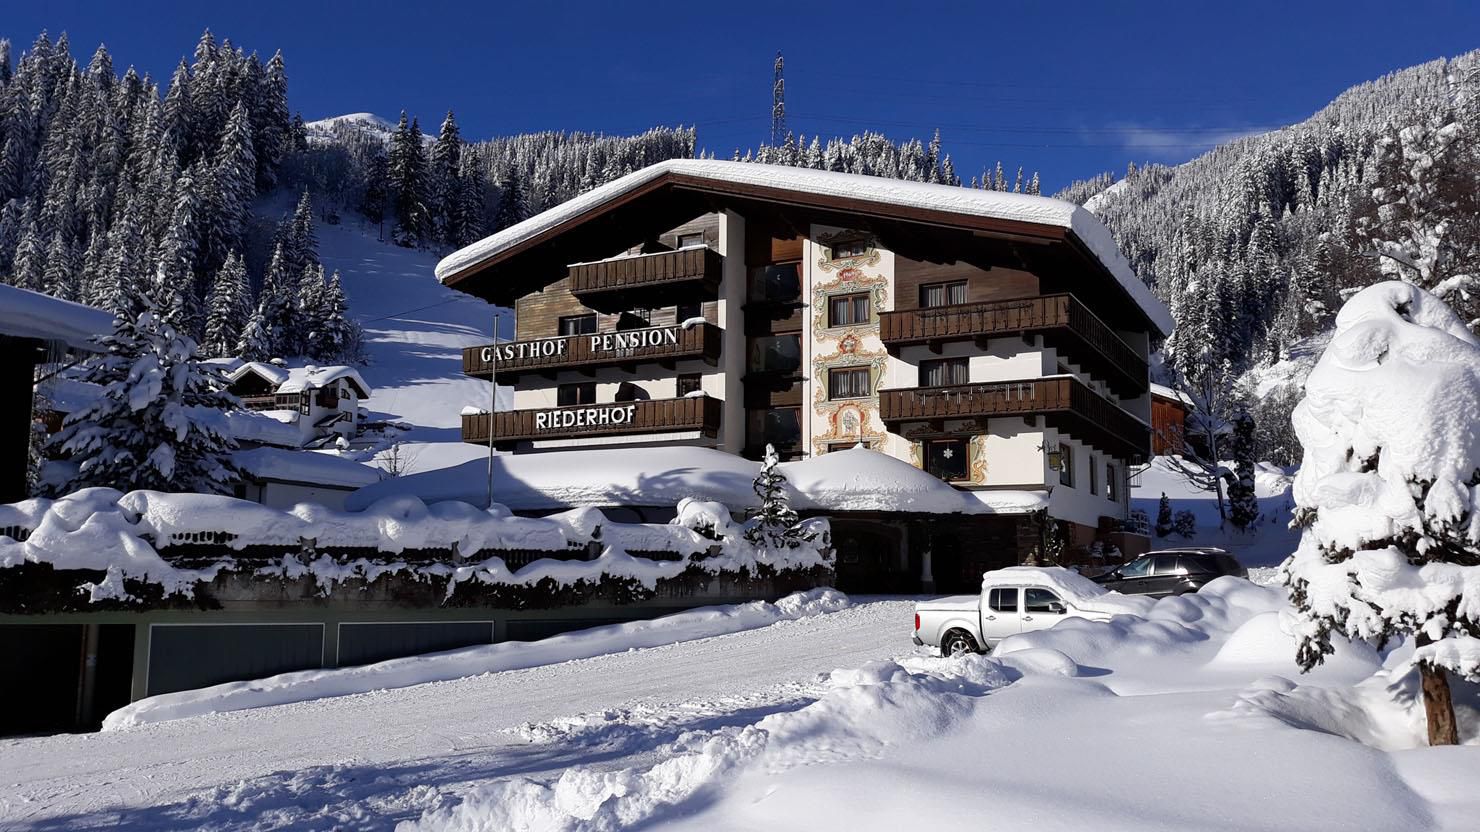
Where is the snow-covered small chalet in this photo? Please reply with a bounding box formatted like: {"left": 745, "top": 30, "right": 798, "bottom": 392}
{"left": 225, "top": 363, "right": 371, "bottom": 449}
{"left": 435, "top": 160, "right": 1171, "bottom": 591}
{"left": 0, "top": 284, "right": 113, "bottom": 503}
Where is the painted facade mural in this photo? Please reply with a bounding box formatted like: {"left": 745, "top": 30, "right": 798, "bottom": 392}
{"left": 807, "top": 228, "right": 892, "bottom": 457}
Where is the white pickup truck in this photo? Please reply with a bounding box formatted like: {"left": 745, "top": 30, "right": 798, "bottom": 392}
{"left": 913, "top": 566, "right": 1154, "bottom": 656}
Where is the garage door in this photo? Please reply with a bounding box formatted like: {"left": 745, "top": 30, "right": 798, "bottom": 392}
{"left": 337, "top": 621, "right": 494, "bottom": 667}
{"left": 147, "top": 624, "right": 324, "bottom": 696}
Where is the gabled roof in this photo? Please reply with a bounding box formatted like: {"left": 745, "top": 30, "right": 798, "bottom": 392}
{"left": 226, "top": 363, "right": 371, "bottom": 399}
{"left": 278, "top": 365, "right": 371, "bottom": 398}
{"left": 436, "top": 159, "right": 1173, "bottom": 336}
{"left": 0, "top": 284, "right": 114, "bottom": 352}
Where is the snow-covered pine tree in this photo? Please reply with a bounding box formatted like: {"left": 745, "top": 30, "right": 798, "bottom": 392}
{"left": 492, "top": 164, "right": 525, "bottom": 231}
{"left": 388, "top": 111, "right": 429, "bottom": 246}
{"left": 41, "top": 230, "right": 78, "bottom": 301}
{"left": 154, "top": 168, "right": 202, "bottom": 337}
{"left": 295, "top": 262, "right": 327, "bottom": 355}
{"left": 202, "top": 251, "right": 252, "bottom": 357}
{"left": 49, "top": 270, "right": 240, "bottom": 496}
{"left": 200, "top": 99, "right": 256, "bottom": 273}
{"left": 1227, "top": 409, "right": 1259, "bottom": 530}
{"left": 1282, "top": 281, "right": 1480, "bottom": 746}
{"left": 1155, "top": 492, "right": 1174, "bottom": 538}
{"left": 252, "top": 242, "right": 298, "bottom": 357}
{"left": 743, "top": 444, "right": 809, "bottom": 549}
{"left": 10, "top": 221, "right": 45, "bottom": 289}
{"left": 430, "top": 110, "right": 462, "bottom": 245}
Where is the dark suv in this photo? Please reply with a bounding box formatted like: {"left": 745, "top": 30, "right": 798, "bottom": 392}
{"left": 1089, "top": 549, "right": 1247, "bottom": 597}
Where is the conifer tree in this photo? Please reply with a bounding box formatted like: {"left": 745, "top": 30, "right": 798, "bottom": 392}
{"left": 202, "top": 251, "right": 251, "bottom": 357}
{"left": 49, "top": 271, "right": 241, "bottom": 496}
{"left": 1155, "top": 493, "right": 1174, "bottom": 538}
{"left": 41, "top": 230, "right": 78, "bottom": 300}
{"left": 388, "top": 111, "right": 428, "bottom": 246}
{"left": 743, "top": 445, "right": 811, "bottom": 549}
{"left": 201, "top": 99, "right": 255, "bottom": 272}
{"left": 1227, "top": 410, "right": 1259, "bottom": 530}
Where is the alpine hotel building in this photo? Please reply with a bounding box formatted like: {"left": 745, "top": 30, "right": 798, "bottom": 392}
{"left": 440, "top": 160, "right": 1174, "bottom": 588}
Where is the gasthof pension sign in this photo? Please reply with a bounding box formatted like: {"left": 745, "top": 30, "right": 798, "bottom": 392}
{"left": 480, "top": 327, "right": 681, "bottom": 363}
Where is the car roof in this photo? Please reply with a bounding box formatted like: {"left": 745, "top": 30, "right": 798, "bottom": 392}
{"left": 1142, "top": 547, "right": 1230, "bottom": 556}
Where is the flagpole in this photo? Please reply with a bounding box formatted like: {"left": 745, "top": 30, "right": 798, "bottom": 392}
{"left": 486, "top": 310, "right": 499, "bottom": 509}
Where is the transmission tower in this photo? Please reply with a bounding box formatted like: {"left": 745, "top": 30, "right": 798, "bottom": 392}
{"left": 771, "top": 51, "right": 786, "bottom": 146}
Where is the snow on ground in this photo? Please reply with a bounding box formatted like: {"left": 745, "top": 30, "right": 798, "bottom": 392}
{"left": 5, "top": 581, "right": 1480, "bottom": 831}
{"left": 316, "top": 219, "right": 512, "bottom": 476}
{"left": 1132, "top": 455, "right": 1299, "bottom": 567}
{"left": 0, "top": 596, "right": 912, "bottom": 831}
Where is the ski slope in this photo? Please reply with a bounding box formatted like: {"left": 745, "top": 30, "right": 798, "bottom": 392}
{"left": 317, "top": 220, "right": 512, "bottom": 476}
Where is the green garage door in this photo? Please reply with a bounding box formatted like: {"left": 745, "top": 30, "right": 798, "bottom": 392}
{"left": 147, "top": 624, "right": 324, "bottom": 696}
{"left": 505, "top": 618, "right": 626, "bottom": 642}
{"left": 337, "top": 621, "right": 494, "bottom": 667}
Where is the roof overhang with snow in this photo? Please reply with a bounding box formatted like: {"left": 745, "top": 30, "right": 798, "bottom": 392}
{"left": 0, "top": 284, "right": 114, "bottom": 354}
{"left": 436, "top": 159, "right": 1172, "bottom": 337}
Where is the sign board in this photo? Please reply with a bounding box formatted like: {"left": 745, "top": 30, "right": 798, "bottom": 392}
{"left": 534, "top": 404, "right": 639, "bottom": 431}
{"left": 480, "top": 327, "right": 681, "bottom": 364}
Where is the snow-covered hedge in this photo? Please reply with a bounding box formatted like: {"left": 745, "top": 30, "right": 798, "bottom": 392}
{"left": 0, "top": 490, "right": 832, "bottom": 610}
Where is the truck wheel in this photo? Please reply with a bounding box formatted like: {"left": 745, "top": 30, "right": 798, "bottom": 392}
{"left": 941, "top": 630, "right": 979, "bottom": 657}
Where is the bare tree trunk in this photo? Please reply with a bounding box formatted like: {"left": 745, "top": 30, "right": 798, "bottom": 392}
{"left": 1416, "top": 634, "right": 1460, "bottom": 746}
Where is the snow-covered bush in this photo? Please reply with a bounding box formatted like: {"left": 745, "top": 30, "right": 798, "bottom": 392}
{"left": 1281, "top": 281, "right": 1480, "bottom": 746}
{"left": 1172, "top": 510, "right": 1197, "bottom": 538}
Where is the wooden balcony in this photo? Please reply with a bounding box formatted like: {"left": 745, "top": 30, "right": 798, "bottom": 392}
{"left": 463, "top": 322, "right": 722, "bottom": 381}
{"left": 462, "top": 395, "right": 723, "bottom": 448}
{"left": 878, "top": 294, "right": 1148, "bottom": 397}
{"left": 568, "top": 247, "right": 723, "bottom": 312}
{"left": 879, "top": 376, "right": 1150, "bottom": 463}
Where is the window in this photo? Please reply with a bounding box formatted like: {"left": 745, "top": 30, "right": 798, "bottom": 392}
{"left": 925, "top": 438, "right": 969, "bottom": 482}
{"left": 919, "top": 357, "right": 969, "bottom": 388}
{"left": 830, "top": 238, "right": 869, "bottom": 259}
{"left": 1106, "top": 462, "right": 1118, "bottom": 502}
{"left": 676, "top": 373, "right": 703, "bottom": 397}
{"left": 1024, "top": 588, "right": 1065, "bottom": 614}
{"left": 556, "top": 382, "right": 597, "bottom": 407}
{"left": 1151, "top": 556, "right": 1187, "bottom": 576}
{"left": 758, "top": 407, "right": 802, "bottom": 452}
{"left": 1058, "top": 444, "right": 1074, "bottom": 487}
{"left": 1089, "top": 456, "right": 1099, "bottom": 495}
{"left": 675, "top": 232, "right": 705, "bottom": 249}
{"left": 828, "top": 366, "right": 871, "bottom": 400}
{"left": 750, "top": 264, "right": 801, "bottom": 303}
{"left": 676, "top": 302, "right": 702, "bottom": 323}
{"left": 749, "top": 335, "right": 802, "bottom": 374}
{"left": 827, "top": 293, "right": 871, "bottom": 327}
{"left": 919, "top": 280, "right": 967, "bottom": 308}
{"left": 1117, "top": 557, "right": 1152, "bottom": 578}
{"left": 827, "top": 441, "right": 872, "bottom": 453}
{"left": 987, "top": 588, "right": 1018, "bottom": 613}
{"left": 559, "top": 314, "right": 597, "bottom": 336}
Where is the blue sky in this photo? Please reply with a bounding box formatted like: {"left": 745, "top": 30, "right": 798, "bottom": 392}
{"left": 8, "top": 0, "right": 1480, "bottom": 192}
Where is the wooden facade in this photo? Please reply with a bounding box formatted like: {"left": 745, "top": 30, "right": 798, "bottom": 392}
{"left": 879, "top": 293, "right": 1149, "bottom": 396}
{"left": 879, "top": 376, "right": 1150, "bottom": 463}
{"left": 462, "top": 395, "right": 723, "bottom": 448}
{"left": 568, "top": 247, "right": 722, "bottom": 311}
{"left": 463, "top": 321, "right": 722, "bottom": 381}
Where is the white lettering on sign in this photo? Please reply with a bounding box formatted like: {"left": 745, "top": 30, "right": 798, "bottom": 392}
{"left": 482, "top": 327, "right": 683, "bottom": 365}
{"left": 535, "top": 404, "right": 638, "bottom": 432}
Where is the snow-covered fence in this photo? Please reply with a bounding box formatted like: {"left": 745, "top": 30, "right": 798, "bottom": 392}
{"left": 0, "top": 489, "right": 833, "bottom": 613}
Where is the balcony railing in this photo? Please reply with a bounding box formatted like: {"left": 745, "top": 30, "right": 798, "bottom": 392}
{"left": 568, "top": 247, "right": 722, "bottom": 311}
{"left": 462, "top": 395, "right": 723, "bottom": 447}
{"left": 463, "top": 322, "right": 722, "bottom": 381}
{"left": 878, "top": 376, "right": 1150, "bottom": 463}
{"left": 878, "top": 294, "right": 1148, "bottom": 396}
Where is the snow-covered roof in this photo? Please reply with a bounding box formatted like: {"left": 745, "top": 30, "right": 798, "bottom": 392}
{"left": 232, "top": 447, "right": 384, "bottom": 488}
{"left": 226, "top": 363, "right": 371, "bottom": 398}
{"left": 227, "top": 361, "right": 291, "bottom": 388}
{"left": 345, "top": 446, "right": 1042, "bottom": 516}
{"left": 278, "top": 365, "right": 371, "bottom": 398}
{"left": 226, "top": 409, "right": 307, "bottom": 448}
{"left": 0, "top": 284, "right": 114, "bottom": 352}
{"left": 435, "top": 159, "right": 1173, "bottom": 336}
{"left": 1149, "top": 383, "right": 1194, "bottom": 406}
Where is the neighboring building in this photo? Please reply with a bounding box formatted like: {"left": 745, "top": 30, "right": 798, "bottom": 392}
{"left": 0, "top": 285, "right": 113, "bottom": 503}
{"left": 1149, "top": 382, "right": 1192, "bottom": 456}
{"left": 232, "top": 446, "right": 385, "bottom": 510}
{"left": 224, "top": 363, "right": 371, "bottom": 449}
{"left": 438, "top": 160, "right": 1172, "bottom": 587}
